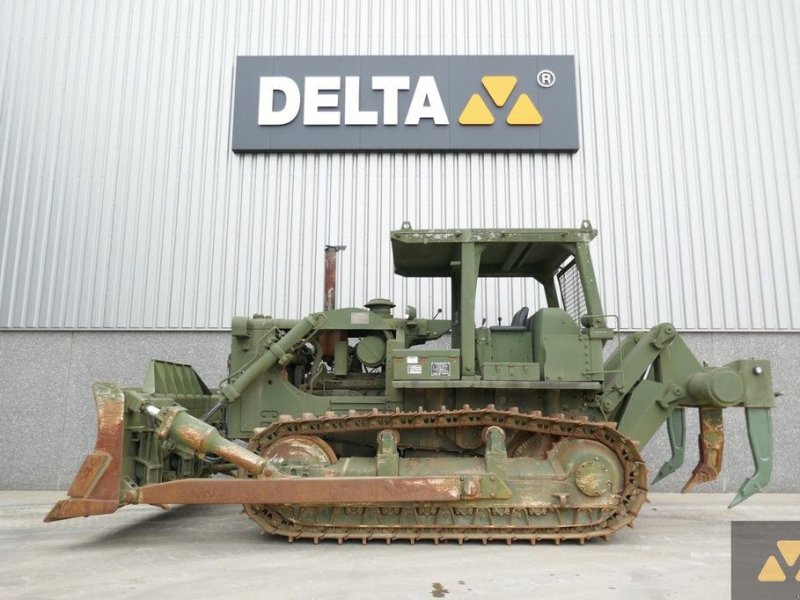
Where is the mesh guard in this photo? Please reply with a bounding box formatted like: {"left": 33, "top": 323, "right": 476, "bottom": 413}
{"left": 557, "top": 259, "right": 587, "bottom": 323}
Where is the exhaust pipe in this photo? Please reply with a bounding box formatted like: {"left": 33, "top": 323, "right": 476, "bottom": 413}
{"left": 321, "top": 244, "right": 346, "bottom": 358}
{"left": 324, "top": 244, "right": 346, "bottom": 311}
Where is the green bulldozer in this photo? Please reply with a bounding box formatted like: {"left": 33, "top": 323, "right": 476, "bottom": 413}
{"left": 46, "top": 222, "right": 776, "bottom": 543}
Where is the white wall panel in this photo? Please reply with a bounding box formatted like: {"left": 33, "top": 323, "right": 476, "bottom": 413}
{"left": 0, "top": 0, "right": 798, "bottom": 330}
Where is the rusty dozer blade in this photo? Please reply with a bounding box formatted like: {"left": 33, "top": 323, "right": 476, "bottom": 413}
{"left": 45, "top": 383, "right": 125, "bottom": 521}
{"left": 681, "top": 408, "right": 724, "bottom": 494}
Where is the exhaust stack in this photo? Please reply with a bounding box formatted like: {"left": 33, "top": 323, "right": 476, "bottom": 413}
{"left": 324, "top": 244, "right": 346, "bottom": 311}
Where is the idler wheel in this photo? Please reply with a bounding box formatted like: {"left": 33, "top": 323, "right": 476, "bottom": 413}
{"left": 261, "top": 435, "right": 337, "bottom": 476}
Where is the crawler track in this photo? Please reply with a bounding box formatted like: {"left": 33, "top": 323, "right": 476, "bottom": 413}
{"left": 244, "top": 407, "right": 648, "bottom": 544}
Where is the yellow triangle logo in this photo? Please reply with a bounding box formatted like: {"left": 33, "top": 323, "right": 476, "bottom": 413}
{"left": 481, "top": 76, "right": 517, "bottom": 107}
{"left": 506, "top": 94, "right": 543, "bottom": 126}
{"left": 757, "top": 555, "right": 786, "bottom": 582}
{"left": 459, "top": 94, "right": 494, "bottom": 125}
{"left": 777, "top": 540, "right": 800, "bottom": 567}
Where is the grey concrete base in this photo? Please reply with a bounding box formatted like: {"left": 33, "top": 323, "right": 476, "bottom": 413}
{"left": 0, "top": 331, "right": 798, "bottom": 492}
{"left": 2, "top": 492, "right": 799, "bottom": 599}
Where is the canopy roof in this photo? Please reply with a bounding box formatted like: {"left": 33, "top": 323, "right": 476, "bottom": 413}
{"left": 390, "top": 224, "right": 596, "bottom": 278}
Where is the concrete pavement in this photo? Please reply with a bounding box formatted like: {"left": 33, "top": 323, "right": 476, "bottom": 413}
{"left": 1, "top": 492, "right": 799, "bottom": 599}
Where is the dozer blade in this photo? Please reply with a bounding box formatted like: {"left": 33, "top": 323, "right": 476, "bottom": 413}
{"left": 729, "top": 407, "right": 773, "bottom": 508}
{"left": 681, "top": 408, "right": 724, "bottom": 493}
{"left": 651, "top": 407, "right": 686, "bottom": 485}
{"left": 45, "top": 383, "right": 125, "bottom": 521}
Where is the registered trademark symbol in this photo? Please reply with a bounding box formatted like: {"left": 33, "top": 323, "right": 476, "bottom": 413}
{"left": 537, "top": 69, "right": 555, "bottom": 88}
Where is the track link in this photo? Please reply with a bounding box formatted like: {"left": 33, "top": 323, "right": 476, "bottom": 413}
{"left": 243, "top": 407, "right": 648, "bottom": 544}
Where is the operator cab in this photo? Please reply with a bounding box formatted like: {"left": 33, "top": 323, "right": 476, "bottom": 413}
{"left": 390, "top": 221, "right": 613, "bottom": 383}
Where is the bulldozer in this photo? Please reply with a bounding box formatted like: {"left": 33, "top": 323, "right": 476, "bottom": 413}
{"left": 46, "top": 222, "right": 776, "bottom": 543}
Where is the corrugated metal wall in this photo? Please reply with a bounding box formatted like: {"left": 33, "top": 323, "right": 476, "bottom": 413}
{"left": 1, "top": 0, "right": 798, "bottom": 330}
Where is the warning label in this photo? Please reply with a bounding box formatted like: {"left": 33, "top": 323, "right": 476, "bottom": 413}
{"left": 407, "top": 364, "right": 422, "bottom": 375}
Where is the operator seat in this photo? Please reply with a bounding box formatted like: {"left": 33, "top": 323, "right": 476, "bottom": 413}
{"left": 511, "top": 306, "right": 529, "bottom": 326}
{"left": 490, "top": 306, "right": 529, "bottom": 331}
